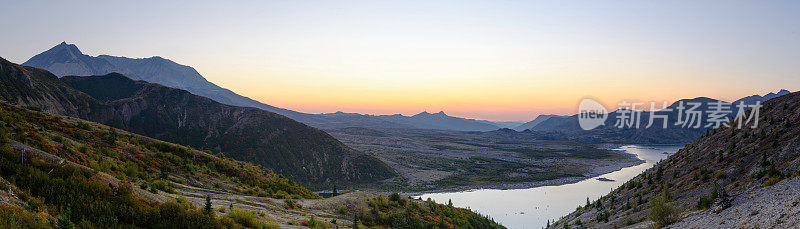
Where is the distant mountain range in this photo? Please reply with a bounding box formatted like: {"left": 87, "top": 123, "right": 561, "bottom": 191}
{"left": 24, "top": 42, "right": 788, "bottom": 138}
{"left": 511, "top": 114, "right": 564, "bottom": 131}
{"left": 488, "top": 120, "right": 527, "bottom": 129}
{"left": 529, "top": 90, "right": 791, "bottom": 143}
{"left": 373, "top": 111, "right": 502, "bottom": 131}
{"left": 1, "top": 57, "right": 395, "bottom": 187}
{"left": 23, "top": 42, "right": 508, "bottom": 132}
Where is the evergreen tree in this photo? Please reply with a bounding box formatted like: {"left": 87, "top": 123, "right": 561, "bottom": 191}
{"left": 204, "top": 195, "right": 214, "bottom": 216}
{"left": 332, "top": 184, "right": 338, "bottom": 196}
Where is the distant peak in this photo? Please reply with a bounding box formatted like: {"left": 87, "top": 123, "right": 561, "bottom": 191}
{"left": 49, "top": 41, "right": 82, "bottom": 55}
{"left": 436, "top": 111, "right": 447, "bottom": 115}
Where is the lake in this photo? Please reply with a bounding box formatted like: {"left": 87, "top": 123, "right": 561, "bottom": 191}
{"left": 417, "top": 145, "right": 683, "bottom": 229}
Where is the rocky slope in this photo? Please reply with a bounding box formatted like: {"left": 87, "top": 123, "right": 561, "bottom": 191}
{"left": 2, "top": 57, "right": 396, "bottom": 187}
{"left": 551, "top": 91, "right": 800, "bottom": 228}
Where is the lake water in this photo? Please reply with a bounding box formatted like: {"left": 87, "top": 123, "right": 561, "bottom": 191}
{"left": 418, "top": 145, "right": 683, "bottom": 229}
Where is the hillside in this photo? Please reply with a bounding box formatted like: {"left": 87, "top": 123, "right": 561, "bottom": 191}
{"left": 0, "top": 100, "right": 504, "bottom": 228}
{"left": 3, "top": 57, "right": 396, "bottom": 187}
{"left": 0, "top": 99, "right": 315, "bottom": 228}
{"left": 551, "top": 91, "right": 800, "bottom": 228}
{"left": 531, "top": 93, "right": 789, "bottom": 144}
{"left": 62, "top": 73, "right": 396, "bottom": 187}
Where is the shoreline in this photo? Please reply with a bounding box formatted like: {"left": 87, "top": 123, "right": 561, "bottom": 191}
{"left": 403, "top": 147, "right": 645, "bottom": 196}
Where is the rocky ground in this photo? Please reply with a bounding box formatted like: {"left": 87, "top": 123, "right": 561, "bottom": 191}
{"left": 667, "top": 176, "right": 800, "bottom": 229}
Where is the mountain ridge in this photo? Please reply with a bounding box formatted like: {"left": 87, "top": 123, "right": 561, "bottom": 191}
{"left": 3, "top": 57, "right": 396, "bottom": 187}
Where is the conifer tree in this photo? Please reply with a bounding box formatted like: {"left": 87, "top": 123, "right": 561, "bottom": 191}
{"left": 204, "top": 195, "right": 214, "bottom": 216}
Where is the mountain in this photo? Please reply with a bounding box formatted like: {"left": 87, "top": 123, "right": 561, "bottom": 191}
{"left": 23, "top": 42, "right": 288, "bottom": 112}
{"left": 512, "top": 114, "right": 563, "bottom": 131}
{"left": 530, "top": 93, "right": 790, "bottom": 144}
{"left": 374, "top": 111, "right": 501, "bottom": 131}
{"left": 1, "top": 57, "right": 396, "bottom": 187}
{"left": 22, "top": 42, "right": 119, "bottom": 77}
{"left": 552, "top": 91, "right": 800, "bottom": 228}
{"left": 732, "top": 89, "right": 791, "bottom": 105}
{"left": 23, "top": 42, "right": 500, "bottom": 131}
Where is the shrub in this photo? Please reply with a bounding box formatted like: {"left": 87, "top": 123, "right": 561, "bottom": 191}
{"left": 227, "top": 208, "right": 268, "bottom": 229}
{"left": 284, "top": 199, "right": 297, "bottom": 209}
{"left": 302, "top": 216, "right": 331, "bottom": 229}
{"left": 765, "top": 177, "right": 782, "bottom": 186}
{"left": 76, "top": 121, "right": 92, "bottom": 131}
{"left": 595, "top": 210, "right": 610, "bottom": 223}
{"left": 152, "top": 180, "right": 174, "bottom": 193}
{"left": 51, "top": 135, "right": 64, "bottom": 143}
{"left": 649, "top": 197, "right": 678, "bottom": 228}
{"left": 696, "top": 196, "right": 712, "bottom": 210}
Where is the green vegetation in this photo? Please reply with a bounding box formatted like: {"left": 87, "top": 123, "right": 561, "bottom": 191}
{"left": 300, "top": 216, "right": 331, "bottom": 229}
{"left": 0, "top": 102, "right": 318, "bottom": 199}
{"left": 0, "top": 204, "right": 47, "bottom": 228}
{"left": 0, "top": 153, "right": 221, "bottom": 228}
{"left": 353, "top": 194, "right": 504, "bottom": 229}
{"left": 225, "top": 207, "right": 274, "bottom": 229}
{"left": 648, "top": 196, "right": 678, "bottom": 228}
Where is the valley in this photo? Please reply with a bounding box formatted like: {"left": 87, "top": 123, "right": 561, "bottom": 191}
{"left": 327, "top": 127, "right": 642, "bottom": 192}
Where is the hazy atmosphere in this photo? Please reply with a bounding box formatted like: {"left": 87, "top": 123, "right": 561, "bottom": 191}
{"left": 3, "top": 0, "right": 799, "bottom": 120}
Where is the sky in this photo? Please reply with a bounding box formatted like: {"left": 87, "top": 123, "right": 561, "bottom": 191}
{"left": 1, "top": 0, "right": 799, "bottom": 121}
